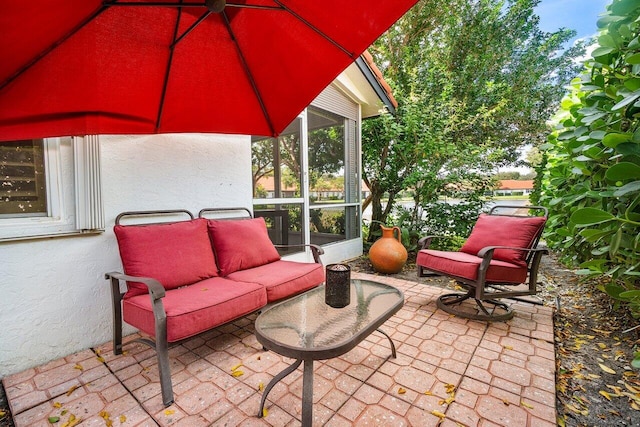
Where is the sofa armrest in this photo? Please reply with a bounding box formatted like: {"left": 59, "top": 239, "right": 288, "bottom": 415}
{"left": 274, "top": 244, "right": 324, "bottom": 264}
{"left": 105, "top": 271, "right": 166, "bottom": 301}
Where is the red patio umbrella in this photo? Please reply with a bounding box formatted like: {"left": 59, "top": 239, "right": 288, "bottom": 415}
{"left": 0, "top": 0, "right": 418, "bottom": 141}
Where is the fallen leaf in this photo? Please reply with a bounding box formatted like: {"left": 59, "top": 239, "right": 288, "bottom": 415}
{"left": 599, "top": 363, "right": 617, "bottom": 374}
{"left": 53, "top": 402, "right": 62, "bottom": 408}
{"left": 565, "top": 403, "right": 583, "bottom": 415}
{"left": 502, "top": 399, "right": 510, "bottom": 406}
{"left": 231, "top": 363, "right": 243, "bottom": 371}
{"left": 398, "top": 387, "right": 406, "bottom": 394}
{"left": 258, "top": 381, "right": 264, "bottom": 391}
{"left": 231, "top": 370, "right": 244, "bottom": 377}
{"left": 96, "top": 356, "right": 106, "bottom": 363}
{"left": 66, "top": 385, "right": 78, "bottom": 396}
{"left": 431, "top": 410, "right": 446, "bottom": 419}
{"left": 119, "top": 415, "right": 126, "bottom": 423}
{"left": 262, "top": 408, "right": 268, "bottom": 417}
{"left": 599, "top": 390, "right": 612, "bottom": 401}
{"left": 606, "top": 385, "right": 623, "bottom": 395}
{"left": 164, "top": 409, "right": 175, "bottom": 416}
{"left": 48, "top": 416, "right": 60, "bottom": 423}
{"left": 520, "top": 400, "right": 534, "bottom": 409}
{"left": 61, "top": 414, "right": 81, "bottom": 427}
{"left": 424, "top": 390, "right": 433, "bottom": 395}
{"left": 73, "top": 364, "right": 83, "bottom": 371}
{"left": 624, "top": 382, "right": 640, "bottom": 393}
{"left": 444, "top": 383, "right": 456, "bottom": 394}
{"left": 578, "top": 334, "right": 595, "bottom": 340}
{"left": 503, "top": 345, "right": 513, "bottom": 350}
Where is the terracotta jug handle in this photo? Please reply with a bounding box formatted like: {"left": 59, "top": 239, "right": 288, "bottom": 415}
{"left": 392, "top": 226, "right": 402, "bottom": 243}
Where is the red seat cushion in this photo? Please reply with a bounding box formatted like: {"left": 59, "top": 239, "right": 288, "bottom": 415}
{"left": 207, "top": 217, "right": 281, "bottom": 276}
{"left": 114, "top": 218, "right": 218, "bottom": 297}
{"left": 226, "top": 260, "right": 324, "bottom": 302}
{"left": 122, "top": 277, "right": 267, "bottom": 342}
{"left": 460, "top": 214, "right": 546, "bottom": 266}
{"left": 416, "top": 249, "right": 528, "bottom": 284}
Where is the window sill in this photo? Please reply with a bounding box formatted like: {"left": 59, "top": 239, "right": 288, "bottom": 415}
{"left": 0, "top": 229, "right": 104, "bottom": 243}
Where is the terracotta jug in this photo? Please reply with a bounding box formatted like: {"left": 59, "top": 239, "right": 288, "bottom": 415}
{"left": 369, "top": 225, "right": 408, "bottom": 274}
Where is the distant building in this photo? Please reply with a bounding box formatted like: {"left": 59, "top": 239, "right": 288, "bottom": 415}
{"left": 495, "top": 180, "right": 534, "bottom": 196}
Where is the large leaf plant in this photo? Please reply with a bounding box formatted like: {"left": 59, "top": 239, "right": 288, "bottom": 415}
{"left": 541, "top": 0, "right": 640, "bottom": 367}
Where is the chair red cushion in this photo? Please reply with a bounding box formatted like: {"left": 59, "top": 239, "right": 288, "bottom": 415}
{"left": 114, "top": 218, "right": 218, "bottom": 298}
{"left": 460, "top": 214, "right": 546, "bottom": 266}
{"left": 207, "top": 217, "right": 281, "bottom": 276}
{"left": 226, "top": 260, "right": 324, "bottom": 302}
{"left": 417, "top": 249, "right": 528, "bottom": 283}
{"left": 122, "top": 277, "right": 267, "bottom": 342}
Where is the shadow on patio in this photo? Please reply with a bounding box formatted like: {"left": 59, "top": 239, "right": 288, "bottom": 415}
{"left": 2, "top": 272, "right": 555, "bottom": 427}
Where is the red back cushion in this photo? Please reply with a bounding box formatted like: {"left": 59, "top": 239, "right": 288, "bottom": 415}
{"left": 460, "top": 214, "right": 546, "bottom": 265}
{"left": 114, "top": 218, "right": 218, "bottom": 297}
{"left": 207, "top": 217, "right": 281, "bottom": 276}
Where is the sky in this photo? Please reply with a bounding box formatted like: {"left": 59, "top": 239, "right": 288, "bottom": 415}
{"left": 534, "top": 0, "right": 611, "bottom": 44}
{"left": 502, "top": 0, "right": 611, "bottom": 173}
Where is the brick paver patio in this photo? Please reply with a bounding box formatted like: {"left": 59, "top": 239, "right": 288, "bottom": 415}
{"left": 2, "top": 273, "right": 556, "bottom": 426}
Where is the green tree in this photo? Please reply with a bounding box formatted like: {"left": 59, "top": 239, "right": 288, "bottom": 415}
{"left": 540, "top": 0, "right": 640, "bottom": 333}
{"left": 363, "top": 0, "right": 582, "bottom": 242}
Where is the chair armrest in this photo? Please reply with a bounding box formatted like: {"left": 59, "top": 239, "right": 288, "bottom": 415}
{"left": 105, "top": 271, "right": 166, "bottom": 300}
{"left": 274, "top": 244, "right": 324, "bottom": 264}
{"left": 417, "top": 235, "right": 449, "bottom": 250}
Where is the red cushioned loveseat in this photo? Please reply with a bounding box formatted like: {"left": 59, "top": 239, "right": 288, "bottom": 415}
{"left": 105, "top": 208, "right": 324, "bottom": 407}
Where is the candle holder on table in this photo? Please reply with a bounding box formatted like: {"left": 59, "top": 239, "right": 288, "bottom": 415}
{"left": 325, "top": 263, "right": 351, "bottom": 308}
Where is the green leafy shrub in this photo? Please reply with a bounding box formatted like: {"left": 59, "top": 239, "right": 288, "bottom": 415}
{"left": 541, "top": 0, "right": 640, "bottom": 323}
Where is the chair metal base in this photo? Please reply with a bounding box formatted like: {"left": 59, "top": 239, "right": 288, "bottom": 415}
{"left": 436, "top": 291, "right": 514, "bottom": 322}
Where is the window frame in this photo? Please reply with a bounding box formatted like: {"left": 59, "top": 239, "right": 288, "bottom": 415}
{"left": 0, "top": 136, "right": 104, "bottom": 241}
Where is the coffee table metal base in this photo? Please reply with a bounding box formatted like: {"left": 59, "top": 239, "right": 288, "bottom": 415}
{"left": 257, "top": 328, "right": 397, "bottom": 426}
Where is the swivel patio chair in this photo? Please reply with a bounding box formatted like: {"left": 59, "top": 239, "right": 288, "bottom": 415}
{"left": 416, "top": 205, "right": 548, "bottom": 321}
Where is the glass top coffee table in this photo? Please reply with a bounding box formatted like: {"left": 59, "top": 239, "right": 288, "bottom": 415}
{"left": 255, "top": 279, "right": 404, "bottom": 426}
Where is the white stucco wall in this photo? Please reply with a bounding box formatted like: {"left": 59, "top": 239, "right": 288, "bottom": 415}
{"left": 0, "top": 133, "right": 253, "bottom": 378}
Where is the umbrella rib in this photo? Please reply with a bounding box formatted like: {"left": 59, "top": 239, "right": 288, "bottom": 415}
{"left": 0, "top": 5, "right": 109, "bottom": 91}
{"left": 221, "top": 11, "right": 276, "bottom": 136}
{"left": 106, "top": 1, "right": 283, "bottom": 10}
{"left": 156, "top": 4, "right": 187, "bottom": 131}
{"left": 171, "top": 10, "right": 211, "bottom": 48}
{"left": 273, "top": 0, "right": 354, "bottom": 59}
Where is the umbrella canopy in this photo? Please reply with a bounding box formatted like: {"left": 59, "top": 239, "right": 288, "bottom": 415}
{"left": 0, "top": 0, "right": 418, "bottom": 141}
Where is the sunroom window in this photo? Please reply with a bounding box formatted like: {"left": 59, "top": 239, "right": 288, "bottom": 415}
{"left": 307, "top": 106, "right": 360, "bottom": 245}
{"left": 252, "top": 104, "right": 360, "bottom": 252}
